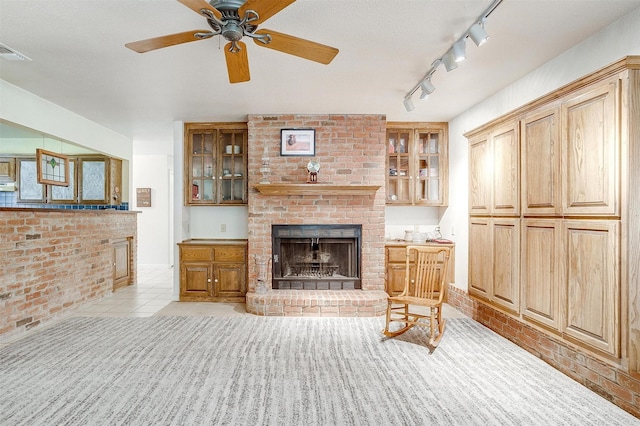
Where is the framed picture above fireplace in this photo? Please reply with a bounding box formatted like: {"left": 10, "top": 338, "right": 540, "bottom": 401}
{"left": 280, "top": 129, "right": 315, "bottom": 156}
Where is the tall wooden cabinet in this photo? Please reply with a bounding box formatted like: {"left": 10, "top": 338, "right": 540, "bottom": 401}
{"left": 184, "top": 122, "right": 248, "bottom": 206}
{"left": 467, "top": 58, "right": 640, "bottom": 373}
{"left": 386, "top": 122, "right": 448, "bottom": 206}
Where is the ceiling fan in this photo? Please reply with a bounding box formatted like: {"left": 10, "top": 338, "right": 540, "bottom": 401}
{"left": 125, "top": 0, "right": 339, "bottom": 83}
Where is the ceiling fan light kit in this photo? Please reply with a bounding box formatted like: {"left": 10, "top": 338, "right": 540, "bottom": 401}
{"left": 125, "top": 0, "right": 339, "bottom": 83}
{"left": 403, "top": 0, "right": 503, "bottom": 111}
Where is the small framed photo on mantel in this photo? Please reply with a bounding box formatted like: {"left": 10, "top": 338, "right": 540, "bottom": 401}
{"left": 280, "top": 129, "right": 315, "bottom": 156}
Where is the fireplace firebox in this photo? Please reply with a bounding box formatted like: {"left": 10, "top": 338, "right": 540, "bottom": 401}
{"left": 272, "top": 224, "right": 361, "bottom": 289}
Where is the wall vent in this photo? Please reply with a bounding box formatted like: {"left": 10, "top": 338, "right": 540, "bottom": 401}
{"left": 0, "top": 43, "right": 31, "bottom": 61}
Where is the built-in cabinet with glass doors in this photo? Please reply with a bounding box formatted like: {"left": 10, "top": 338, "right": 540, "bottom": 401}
{"left": 184, "top": 123, "right": 248, "bottom": 206}
{"left": 386, "top": 122, "right": 448, "bottom": 206}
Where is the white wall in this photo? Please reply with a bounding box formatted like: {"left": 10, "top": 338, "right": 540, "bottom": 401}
{"left": 441, "top": 6, "right": 640, "bottom": 291}
{"left": 132, "top": 154, "right": 173, "bottom": 267}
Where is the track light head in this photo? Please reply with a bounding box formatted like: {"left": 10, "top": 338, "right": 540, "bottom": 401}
{"left": 403, "top": 97, "right": 415, "bottom": 112}
{"left": 443, "top": 51, "right": 458, "bottom": 72}
{"left": 452, "top": 39, "right": 466, "bottom": 62}
{"left": 469, "top": 23, "right": 489, "bottom": 46}
{"left": 420, "top": 78, "right": 435, "bottom": 96}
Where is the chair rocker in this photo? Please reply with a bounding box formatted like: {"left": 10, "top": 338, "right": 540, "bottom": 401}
{"left": 383, "top": 245, "right": 451, "bottom": 349}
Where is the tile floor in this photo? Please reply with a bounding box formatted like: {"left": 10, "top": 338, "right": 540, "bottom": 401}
{"left": 72, "top": 265, "right": 176, "bottom": 318}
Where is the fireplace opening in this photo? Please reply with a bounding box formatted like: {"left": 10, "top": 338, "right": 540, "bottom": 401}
{"left": 272, "top": 224, "right": 362, "bottom": 289}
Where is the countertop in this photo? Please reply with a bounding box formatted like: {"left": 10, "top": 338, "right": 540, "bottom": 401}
{"left": 0, "top": 207, "right": 140, "bottom": 214}
{"left": 385, "top": 239, "right": 455, "bottom": 246}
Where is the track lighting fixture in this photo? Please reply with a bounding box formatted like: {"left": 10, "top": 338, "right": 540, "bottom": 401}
{"left": 402, "top": 0, "right": 503, "bottom": 111}
{"left": 403, "top": 97, "right": 415, "bottom": 112}
{"left": 420, "top": 78, "right": 436, "bottom": 99}
{"left": 443, "top": 51, "right": 458, "bottom": 72}
{"left": 469, "top": 22, "right": 489, "bottom": 46}
{"left": 452, "top": 39, "right": 466, "bottom": 62}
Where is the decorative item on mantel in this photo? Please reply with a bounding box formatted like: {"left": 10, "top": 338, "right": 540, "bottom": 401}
{"left": 254, "top": 254, "right": 271, "bottom": 294}
{"left": 306, "top": 159, "right": 320, "bottom": 183}
{"left": 259, "top": 146, "right": 271, "bottom": 184}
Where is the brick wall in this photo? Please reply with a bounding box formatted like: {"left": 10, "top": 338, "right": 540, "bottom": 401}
{"left": 447, "top": 285, "right": 640, "bottom": 418}
{"left": 0, "top": 209, "right": 137, "bottom": 341}
{"left": 246, "top": 114, "right": 386, "bottom": 292}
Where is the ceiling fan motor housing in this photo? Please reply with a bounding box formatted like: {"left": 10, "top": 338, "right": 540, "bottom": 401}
{"left": 209, "top": 0, "right": 246, "bottom": 11}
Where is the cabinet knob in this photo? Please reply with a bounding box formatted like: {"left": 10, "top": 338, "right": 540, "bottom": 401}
{"left": 207, "top": 279, "right": 211, "bottom": 283}
{"left": 214, "top": 279, "right": 219, "bottom": 283}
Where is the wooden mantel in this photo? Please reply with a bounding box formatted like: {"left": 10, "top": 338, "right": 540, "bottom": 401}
{"left": 254, "top": 183, "right": 381, "bottom": 196}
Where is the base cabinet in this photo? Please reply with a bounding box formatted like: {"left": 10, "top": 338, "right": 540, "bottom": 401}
{"left": 179, "top": 240, "right": 247, "bottom": 302}
{"left": 112, "top": 237, "right": 132, "bottom": 291}
{"left": 385, "top": 243, "right": 455, "bottom": 297}
{"left": 468, "top": 218, "right": 520, "bottom": 314}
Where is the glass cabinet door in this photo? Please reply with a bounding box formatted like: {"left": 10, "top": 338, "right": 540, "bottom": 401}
{"left": 417, "top": 131, "right": 442, "bottom": 203}
{"left": 386, "top": 130, "right": 411, "bottom": 203}
{"left": 189, "top": 132, "right": 216, "bottom": 203}
{"left": 80, "top": 159, "right": 106, "bottom": 202}
{"left": 219, "top": 129, "right": 247, "bottom": 204}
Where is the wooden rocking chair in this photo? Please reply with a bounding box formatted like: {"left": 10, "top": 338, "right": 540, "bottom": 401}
{"left": 383, "top": 245, "right": 451, "bottom": 350}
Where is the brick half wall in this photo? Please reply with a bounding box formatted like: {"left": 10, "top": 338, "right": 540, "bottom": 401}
{"left": 0, "top": 209, "right": 138, "bottom": 341}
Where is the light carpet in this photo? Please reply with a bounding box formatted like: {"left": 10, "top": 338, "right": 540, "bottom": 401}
{"left": 0, "top": 317, "right": 637, "bottom": 425}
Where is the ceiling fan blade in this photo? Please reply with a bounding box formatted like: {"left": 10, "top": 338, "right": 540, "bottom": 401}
{"left": 224, "top": 41, "right": 251, "bottom": 83}
{"left": 253, "top": 29, "right": 338, "bottom": 65}
{"left": 239, "top": 0, "right": 296, "bottom": 25}
{"left": 125, "top": 30, "right": 212, "bottom": 53}
{"left": 178, "top": 0, "right": 222, "bottom": 20}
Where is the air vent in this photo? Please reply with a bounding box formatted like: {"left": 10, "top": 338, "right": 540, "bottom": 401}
{"left": 0, "top": 43, "right": 31, "bottom": 61}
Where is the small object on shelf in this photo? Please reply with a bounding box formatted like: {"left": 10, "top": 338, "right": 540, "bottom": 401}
{"left": 259, "top": 146, "right": 271, "bottom": 184}
{"left": 307, "top": 159, "right": 320, "bottom": 183}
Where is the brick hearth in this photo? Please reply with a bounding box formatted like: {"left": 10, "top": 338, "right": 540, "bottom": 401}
{"left": 246, "top": 290, "right": 387, "bottom": 317}
{"left": 246, "top": 114, "right": 387, "bottom": 316}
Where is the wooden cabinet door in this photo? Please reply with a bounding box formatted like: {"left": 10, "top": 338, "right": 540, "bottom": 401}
{"left": 521, "top": 107, "right": 562, "bottom": 216}
{"left": 181, "top": 263, "right": 212, "bottom": 299}
{"left": 213, "top": 263, "right": 246, "bottom": 298}
{"left": 491, "top": 218, "right": 520, "bottom": 313}
{"left": 521, "top": 219, "right": 562, "bottom": 331}
{"left": 386, "top": 262, "right": 407, "bottom": 296}
{"left": 386, "top": 128, "right": 412, "bottom": 204}
{"left": 468, "top": 217, "right": 492, "bottom": 299}
{"left": 112, "top": 238, "right": 132, "bottom": 291}
{"left": 492, "top": 123, "right": 520, "bottom": 216}
{"left": 562, "top": 220, "right": 619, "bottom": 356}
{"left": 469, "top": 134, "right": 492, "bottom": 215}
{"left": 562, "top": 81, "right": 619, "bottom": 216}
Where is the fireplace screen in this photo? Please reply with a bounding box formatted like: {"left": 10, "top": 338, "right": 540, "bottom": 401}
{"left": 272, "top": 224, "right": 361, "bottom": 290}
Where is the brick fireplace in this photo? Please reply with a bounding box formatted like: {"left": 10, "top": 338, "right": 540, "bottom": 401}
{"left": 245, "top": 114, "right": 388, "bottom": 316}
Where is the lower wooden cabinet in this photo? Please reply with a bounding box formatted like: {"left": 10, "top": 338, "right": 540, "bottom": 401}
{"left": 112, "top": 237, "right": 132, "bottom": 291}
{"left": 385, "top": 243, "right": 455, "bottom": 297}
{"left": 471, "top": 218, "right": 620, "bottom": 357}
{"left": 179, "top": 240, "right": 247, "bottom": 302}
{"left": 468, "top": 217, "right": 520, "bottom": 314}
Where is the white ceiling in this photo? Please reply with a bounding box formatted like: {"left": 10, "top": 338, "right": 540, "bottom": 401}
{"left": 1, "top": 0, "right": 640, "bottom": 149}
